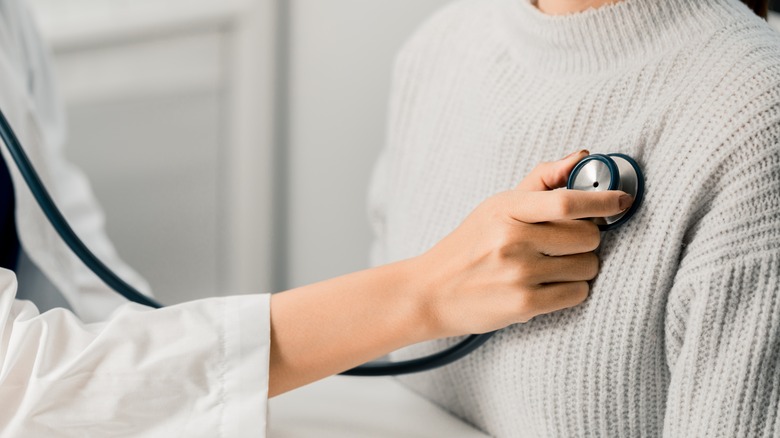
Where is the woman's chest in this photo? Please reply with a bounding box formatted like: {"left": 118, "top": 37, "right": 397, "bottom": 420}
{"left": 381, "top": 77, "right": 702, "bottom": 436}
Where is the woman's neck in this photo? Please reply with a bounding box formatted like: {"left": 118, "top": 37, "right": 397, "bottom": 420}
{"left": 535, "top": 0, "right": 622, "bottom": 15}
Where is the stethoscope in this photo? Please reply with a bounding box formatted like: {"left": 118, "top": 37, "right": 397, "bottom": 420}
{"left": 0, "top": 108, "right": 644, "bottom": 376}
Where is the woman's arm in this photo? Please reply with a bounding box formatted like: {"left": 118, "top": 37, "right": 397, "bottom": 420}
{"left": 663, "top": 135, "right": 780, "bottom": 436}
{"left": 269, "top": 150, "right": 633, "bottom": 396}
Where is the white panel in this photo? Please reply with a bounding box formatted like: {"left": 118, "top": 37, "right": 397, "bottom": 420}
{"left": 28, "top": 0, "right": 278, "bottom": 302}
{"left": 65, "top": 92, "right": 223, "bottom": 304}
{"left": 286, "top": 0, "right": 451, "bottom": 287}
{"left": 28, "top": 0, "right": 250, "bottom": 49}
{"left": 54, "top": 30, "right": 223, "bottom": 104}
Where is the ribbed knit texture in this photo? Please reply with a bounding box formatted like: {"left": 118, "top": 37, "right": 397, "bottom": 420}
{"left": 368, "top": 0, "right": 780, "bottom": 436}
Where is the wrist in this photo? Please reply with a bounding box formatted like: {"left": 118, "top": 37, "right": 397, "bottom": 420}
{"left": 391, "top": 256, "right": 443, "bottom": 343}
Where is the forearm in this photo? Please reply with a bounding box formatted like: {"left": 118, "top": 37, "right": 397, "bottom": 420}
{"left": 267, "top": 152, "right": 628, "bottom": 397}
{"left": 268, "top": 258, "right": 431, "bottom": 397}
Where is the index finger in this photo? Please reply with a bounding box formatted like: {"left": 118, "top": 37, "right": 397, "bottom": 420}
{"left": 502, "top": 189, "right": 633, "bottom": 223}
{"left": 515, "top": 150, "right": 589, "bottom": 192}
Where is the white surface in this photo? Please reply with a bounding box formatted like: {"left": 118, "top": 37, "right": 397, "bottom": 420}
{"left": 270, "top": 376, "right": 489, "bottom": 437}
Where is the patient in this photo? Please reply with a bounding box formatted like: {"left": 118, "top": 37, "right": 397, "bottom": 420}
{"left": 368, "top": 0, "right": 780, "bottom": 436}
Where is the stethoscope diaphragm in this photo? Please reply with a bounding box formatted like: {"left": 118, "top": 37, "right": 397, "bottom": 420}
{"left": 566, "top": 153, "right": 645, "bottom": 230}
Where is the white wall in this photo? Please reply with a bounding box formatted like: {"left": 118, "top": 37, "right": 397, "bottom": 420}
{"left": 284, "top": 0, "right": 450, "bottom": 288}
{"left": 28, "top": 0, "right": 277, "bottom": 303}
{"left": 26, "top": 0, "right": 450, "bottom": 302}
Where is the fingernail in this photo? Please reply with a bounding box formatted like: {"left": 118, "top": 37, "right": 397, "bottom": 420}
{"left": 619, "top": 194, "right": 634, "bottom": 211}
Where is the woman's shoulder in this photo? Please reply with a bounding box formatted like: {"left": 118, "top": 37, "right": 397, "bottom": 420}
{"left": 693, "top": 12, "right": 780, "bottom": 104}
{"left": 679, "top": 14, "right": 780, "bottom": 150}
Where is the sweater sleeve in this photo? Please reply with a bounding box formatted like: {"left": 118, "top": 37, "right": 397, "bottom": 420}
{"left": 663, "top": 126, "right": 780, "bottom": 436}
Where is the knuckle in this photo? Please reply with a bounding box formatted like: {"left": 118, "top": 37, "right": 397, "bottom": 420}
{"left": 582, "top": 221, "right": 601, "bottom": 250}
{"left": 493, "top": 191, "right": 520, "bottom": 220}
{"left": 480, "top": 198, "right": 511, "bottom": 225}
{"left": 493, "top": 232, "right": 519, "bottom": 259}
{"left": 571, "top": 219, "right": 600, "bottom": 251}
{"left": 554, "top": 191, "right": 574, "bottom": 218}
{"left": 513, "top": 261, "right": 534, "bottom": 284}
{"left": 515, "top": 221, "right": 533, "bottom": 240}
{"left": 516, "top": 290, "right": 536, "bottom": 313}
{"left": 573, "top": 282, "right": 590, "bottom": 302}
{"left": 482, "top": 193, "right": 506, "bottom": 214}
{"left": 494, "top": 229, "right": 532, "bottom": 260}
{"left": 553, "top": 166, "right": 570, "bottom": 186}
{"left": 584, "top": 253, "right": 600, "bottom": 279}
{"left": 495, "top": 241, "right": 516, "bottom": 260}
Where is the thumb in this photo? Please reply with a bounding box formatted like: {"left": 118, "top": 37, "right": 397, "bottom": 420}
{"left": 515, "top": 149, "right": 589, "bottom": 192}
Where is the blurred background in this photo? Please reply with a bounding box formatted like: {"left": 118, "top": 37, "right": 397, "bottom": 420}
{"left": 24, "top": 0, "right": 780, "bottom": 305}
{"left": 26, "top": 0, "right": 450, "bottom": 304}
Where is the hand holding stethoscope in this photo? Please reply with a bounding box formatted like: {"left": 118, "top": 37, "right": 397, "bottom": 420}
{"left": 408, "top": 150, "right": 637, "bottom": 338}
{"left": 0, "top": 104, "right": 644, "bottom": 394}
{"left": 270, "top": 149, "right": 639, "bottom": 393}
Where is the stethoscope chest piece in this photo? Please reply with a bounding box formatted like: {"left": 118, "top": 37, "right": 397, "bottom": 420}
{"left": 566, "top": 153, "right": 644, "bottom": 231}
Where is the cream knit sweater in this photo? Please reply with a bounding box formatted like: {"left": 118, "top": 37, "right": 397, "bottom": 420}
{"left": 368, "top": 0, "right": 780, "bottom": 436}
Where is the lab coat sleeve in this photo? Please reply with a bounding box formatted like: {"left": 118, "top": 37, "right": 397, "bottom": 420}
{"left": 0, "top": 269, "right": 271, "bottom": 437}
{"left": 0, "top": 3, "right": 272, "bottom": 435}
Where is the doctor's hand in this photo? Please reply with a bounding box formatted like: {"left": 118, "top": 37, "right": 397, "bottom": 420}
{"left": 268, "top": 150, "right": 633, "bottom": 397}
{"left": 415, "top": 150, "right": 633, "bottom": 338}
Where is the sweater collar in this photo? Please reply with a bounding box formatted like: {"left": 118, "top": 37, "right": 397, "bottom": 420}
{"left": 502, "top": 0, "right": 751, "bottom": 75}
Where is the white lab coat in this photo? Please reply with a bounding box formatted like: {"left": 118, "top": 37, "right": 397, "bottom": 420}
{"left": 0, "top": 1, "right": 271, "bottom": 436}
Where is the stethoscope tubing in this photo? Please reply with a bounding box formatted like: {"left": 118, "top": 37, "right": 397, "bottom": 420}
{"left": 0, "top": 107, "right": 488, "bottom": 376}
{"left": 1, "top": 106, "right": 644, "bottom": 377}
{"left": 0, "top": 109, "right": 163, "bottom": 308}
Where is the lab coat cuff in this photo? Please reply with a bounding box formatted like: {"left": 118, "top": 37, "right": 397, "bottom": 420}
{"left": 220, "top": 293, "right": 271, "bottom": 437}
